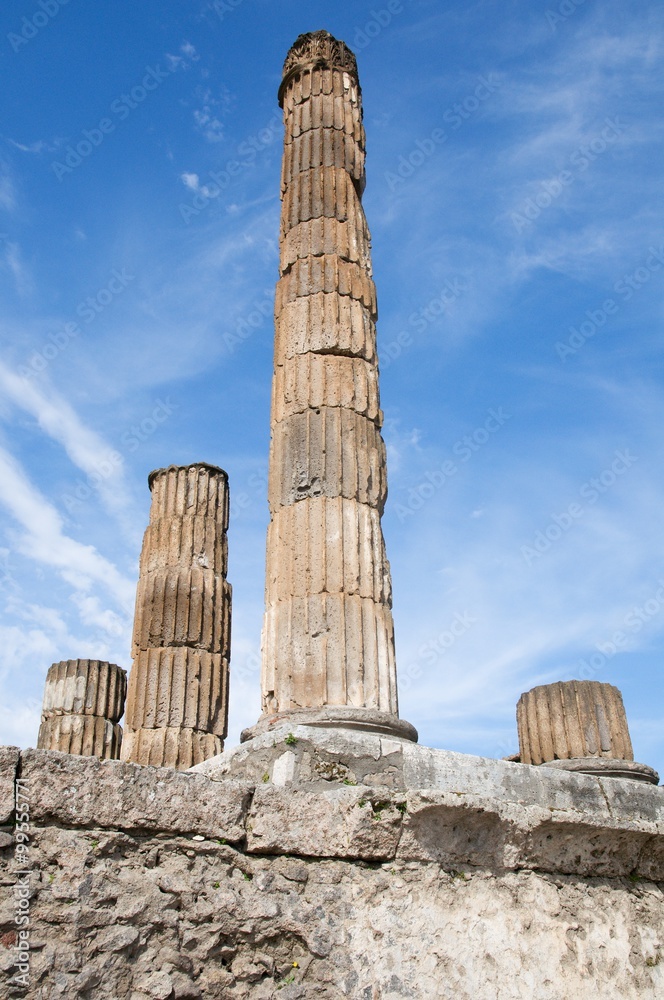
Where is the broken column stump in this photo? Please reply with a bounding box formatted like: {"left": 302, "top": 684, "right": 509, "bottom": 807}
{"left": 37, "top": 658, "right": 126, "bottom": 759}
{"left": 122, "top": 464, "right": 232, "bottom": 770}
{"left": 517, "top": 680, "right": 658, "bottom": 783}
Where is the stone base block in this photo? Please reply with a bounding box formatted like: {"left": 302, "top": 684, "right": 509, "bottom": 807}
{"left": 121, "top": 726, "right": 222, "bottom": 770}
{"left": 541, "top": 757, "right": 659, "bottom": 784}
{"left": 241, "top": 709, "right": 417, "bottom": 747}
{"left": 37, "top": 714, "right": 122, "bottom": 759}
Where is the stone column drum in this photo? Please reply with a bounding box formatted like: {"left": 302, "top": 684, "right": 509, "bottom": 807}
{"left": 248, "top": 31, "right": 416, "bottom": 742}
{"left": 517, "top": 680, "right": 658, "bottom": 783}
{"left": 37, "top": 658, "right": 126, "bottom": 759}
{"left": 122, "top": 464, "right": 232, "bottom": 769}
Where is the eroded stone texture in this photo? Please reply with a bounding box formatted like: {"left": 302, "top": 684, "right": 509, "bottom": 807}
{"left": 37, "top": 714, "right": 122, "bottom": 759}
{"left": 517, "top": 681, "right": 657, "bottom": 781}
{"left": 37, "top": 659, "right": 126, "bottom": 759}
{"left": 260, "top": 32, "right": 410, "bottom": 731}
{"left": 123, "top": 464, "right": 231, "bottom": 770}
{"left": 2, "top": 742, "right": 664, "bottom": 999}
{"left": 121, "top": 725, "right": 223, "bottom": 770}
{"left": 518, "top": 681, "right": 633, "bottom": 764}
{"left": 40, "top": 659, "right": 126, "bottom": 722}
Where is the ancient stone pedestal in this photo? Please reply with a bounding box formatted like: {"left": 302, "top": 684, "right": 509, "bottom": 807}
{"left": 517, "top": 680, "right": 658, "bottom": 783}
{"left": 249, "top": 30, "right": 416, "bottom": 744}
{"left": 37, "top": 659, "right": 126, "bottom": 759}
{"left": 122, "top": 464, "right": 231, "bottom": 770}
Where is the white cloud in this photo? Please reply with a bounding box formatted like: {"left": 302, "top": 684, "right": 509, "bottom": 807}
{"left": 0, "top": 362, "right": 133, "bottom": 521}
{"left": 181, "top": 171, "right": 200, "bottom": 191}
{"left": 0, "top": 445, "right": 134, "bottom": 609}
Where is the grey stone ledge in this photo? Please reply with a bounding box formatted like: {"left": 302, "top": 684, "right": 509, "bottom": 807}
{"left": 12, "top": 748, "right": 252, "bottom": 842}
{"left": 2, "top": 738, "right": 662, "bottom": 879}
{"left": 195, "top": 726, "right": 664, "bottom": 877}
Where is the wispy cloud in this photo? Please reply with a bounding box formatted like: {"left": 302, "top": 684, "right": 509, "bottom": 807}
{"left": 0, "top": 361, "right": 133, "bottom": 520}
{"left": 0, "top": 445, "right": 134, "bottom": 608}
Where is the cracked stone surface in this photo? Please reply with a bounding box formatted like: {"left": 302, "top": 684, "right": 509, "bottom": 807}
{"left": 1, "top": 743, "right": 664, "bottom": 997}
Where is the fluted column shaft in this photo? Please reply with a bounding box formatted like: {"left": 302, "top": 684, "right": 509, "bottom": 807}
{"left": 122, "top": 464, "right": 231, "bottom": 769}
{"left": 258, "top": 31, "right": 409, "bottom": 736}
{"left": 37, "top": 659, "right": 126, "bottom": 759}
{"left": 516, "top": 680, "right": 658, "bottom": 783}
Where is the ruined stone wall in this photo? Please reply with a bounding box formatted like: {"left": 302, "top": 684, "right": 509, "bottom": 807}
{"left": 1, "top": 745, "right": 663, "bottom": 999}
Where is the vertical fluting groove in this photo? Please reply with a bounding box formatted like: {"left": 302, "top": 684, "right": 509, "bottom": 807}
{"left": 123, "top": 464, "right": 231, "bottom": 769}
{"left": 260, "top": 32, "right": 400, "bottom": 720}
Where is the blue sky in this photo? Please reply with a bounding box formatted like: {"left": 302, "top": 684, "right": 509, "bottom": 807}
{"left": 1, "top": 0, "right": 663, "bottom": 777}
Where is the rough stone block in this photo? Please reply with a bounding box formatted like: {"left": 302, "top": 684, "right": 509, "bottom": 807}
{"left": 139, "top": 513, "right": 229, "bottom": 576}
{"left": 275, "top": 255, "right": 376, "bottom": 317}
{"left": 282, "top": 127, "right": 364, "bottom": 190}
{"left": 280, "top": 166, "right": 362, "bottom": 235}
{"left": 21, "top": 748, "right": 249, "bottom": 838}
{"left": 125, "top": 648, "right": 229, "bottom": 736}
{"left": 284, "top": 91, "right": 362, "bottom": 144}
{"left": 40, "top": 659, "right": 127, "bottom": 723}
{"left": 517, "top": 680, "right": 634, "bottom": 765}
{"left": 37, "top": 714, "right": 122, "bottom": 759}
{"left": 0, "top": 746, "right": 19, "bottom": 824}
{"left": 280, "top": 216, "right": 372, "bottom": 271}
{"left": 246, "top": 784, "right": 402, "bottom": 860}
{"left": 148, "top": 464, "right": 229, "bottom": 527}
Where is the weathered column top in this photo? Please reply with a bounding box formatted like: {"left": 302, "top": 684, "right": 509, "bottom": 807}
{"left": 147, "top": 463, "right": 228, "bottom": 490}
{"left": 279, "top": 29, "right": 360, "bottom": 106}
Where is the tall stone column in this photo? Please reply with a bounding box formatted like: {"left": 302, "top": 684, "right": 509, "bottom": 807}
{"left": 517, "top": 680, "right": 658, "bottom": 783}
{"left": 247, "top": 31, "right": 416, "bottom": 742}
{"left": 37, "top": 659, "right": 126, "bottom": 759}
{"left": 122, "top": 464, "right": 232, "bottom": 769}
